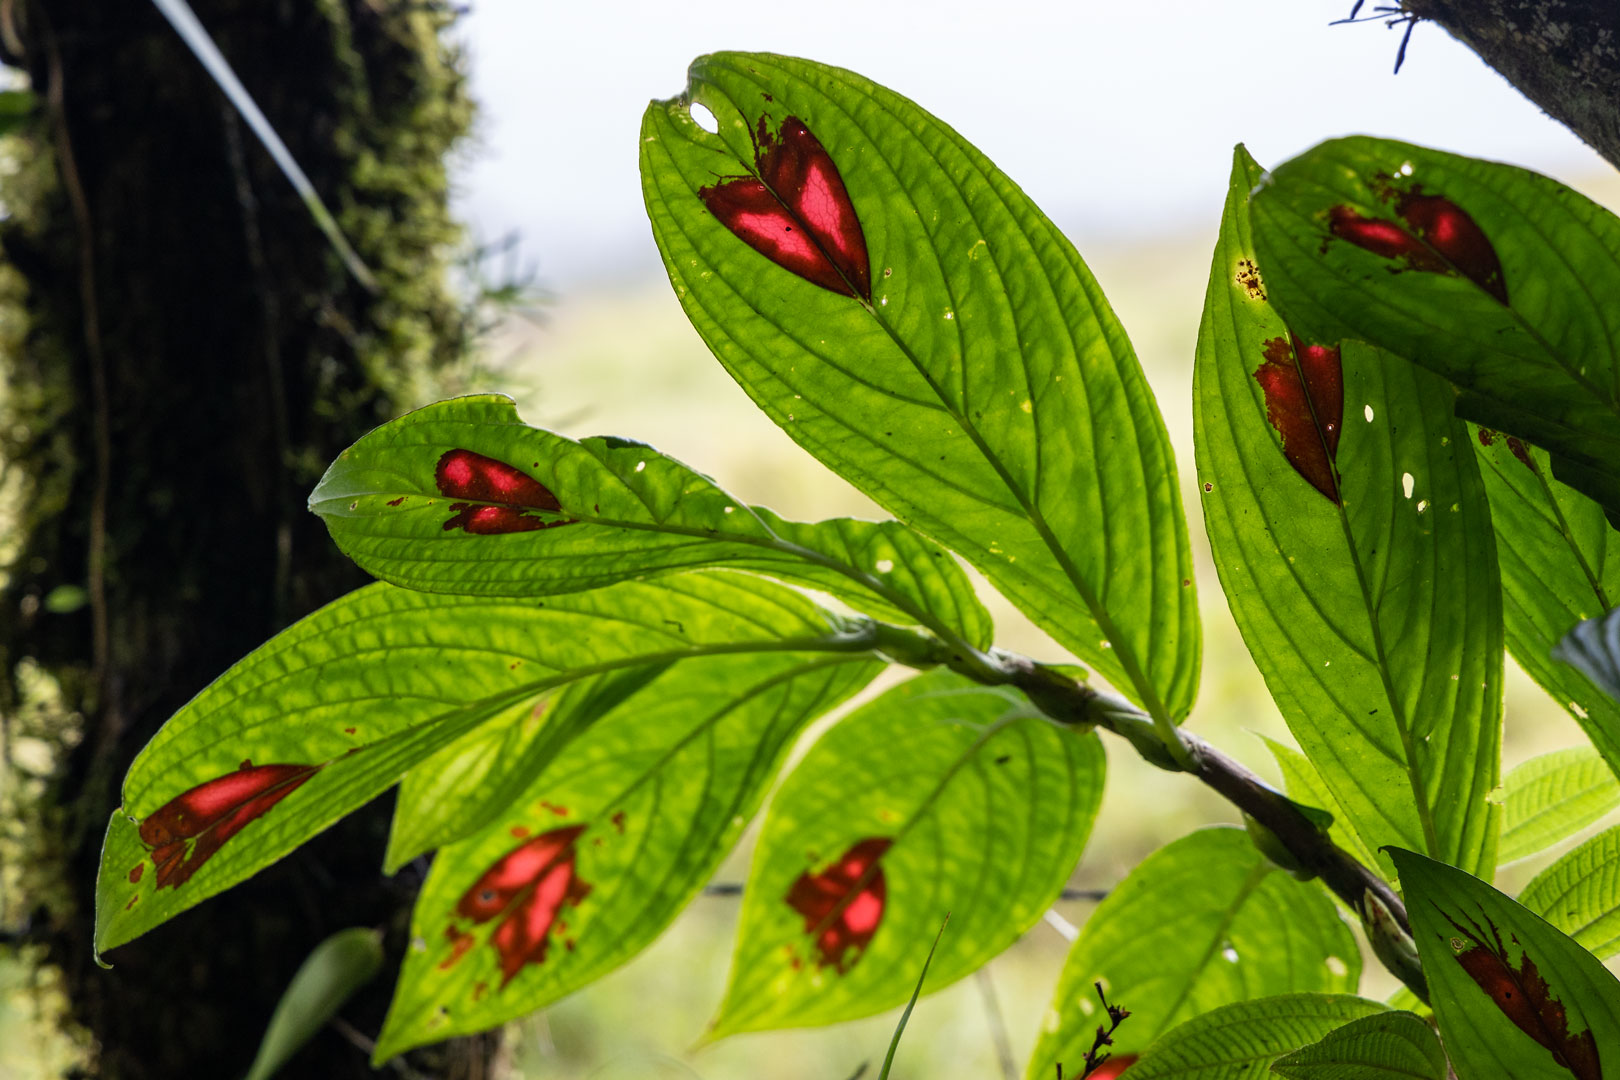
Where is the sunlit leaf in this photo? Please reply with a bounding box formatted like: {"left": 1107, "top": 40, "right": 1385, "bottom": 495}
{"left": 1261, "top": 736, "right": 1381, "bottom": 874}
{"left": 1029, "top": 826, "right": 1359, "bottom": 1074}
{"left": 244, "top": 927, "right": 384, "bottom": 1080}
{"left": 1249, "top": 137, "right": 1620, "bottom": 522}
{"left": 1118, "top": 993, "right": 1386, "bottom": 1080}
{"left": 383, "top": 665, "right": 669, "bottom": 872}
{"left": 1499, "top": 747, "right": 1620, "bottom": 865}
{"left": 1519, "top": 824, "right": 1620, "bottom": 962}
{"left": 640, "top": 52, "right": 1200, "bottom": 724}
{"left": 95, "top": 573, "right": 872, "bottom": 953}
{"left": 1195, "top": 147, "right": 1503, "bottom": 875}
{"left": 1390, "top": 846, "right": 1620, "bottom": 1080}
{"left": 712, "top": 669, "right": 1105, "bottom": 1036}
{"left": 312, "top": 394, "right": 991, "bottom": 648}
{"left": 373, "top": 651, "right": 880, "bottom": 1060}
{"left": 1270, "top": 1010, "right": 1447, "bottom": 1080}
{"left": 1473, "top": 426, "right": 1620, "bottom": 776}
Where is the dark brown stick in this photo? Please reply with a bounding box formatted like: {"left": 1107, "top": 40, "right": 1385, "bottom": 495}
{"left": 1400, "top": 1, "right": 1620, "bottom": 172}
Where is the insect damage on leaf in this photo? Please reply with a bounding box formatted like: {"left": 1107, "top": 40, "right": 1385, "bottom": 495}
{"left": 1252, "top": 333, "right": 1343, "bottom": 502}
{"left": 1476, "top": 427, "right": 1536, "bottom": 471}
{"left": 445, "top": 824, "right": 591, "bottom": 988}
{"left": 1442, "top": 908, "right": 1601, "bottom": 1080}
{"left": 699, "top": 115, "right": 872, "bottom": 300}
{"left": 435, "top": 448, "right": 574, "bottom": 535}
{"left": 784, "top": 837, "right": 892, "bottom": 973}
{"left": 1328, "top": 187, "right": 1508, "bottom": 304}
{"left": 138, "top": 762, "right": 322, "bottom": 888}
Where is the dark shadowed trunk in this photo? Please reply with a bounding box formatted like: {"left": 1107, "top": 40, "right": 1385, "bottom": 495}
{"left": 0, "top": 0, "right": 498, "bottom": 1074}
{"left": 1404, "top": 0, "right": 1620, "bottom": 170}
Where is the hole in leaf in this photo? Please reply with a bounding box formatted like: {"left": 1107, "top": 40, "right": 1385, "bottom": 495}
{"left": 689, "top": 101, "right": 718, "bottom": 133}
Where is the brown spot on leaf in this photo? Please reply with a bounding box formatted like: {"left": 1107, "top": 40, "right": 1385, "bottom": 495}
{"left": 1253, "top": 333, "right": 1343, "bottom": 502}
{"left": 785, "top": 837, "right": 893, "bottom": 973}
{"left": 699, "top": 116, "right": 871, "bottom": 300}
{"left": 128, "top": 864, "right": 143, "bottom": 884}
{"left": 1443, "top": 909, "right": 1600, "bottom": 1080}
{"left": 138, "top": 762, "right": 321, "bottom": 888}
{"left": 1478, "top": 428, "right": 1538, "bottom": 472}
{"left": 1235, "top": 258, "right": 1265, "bottom": 300}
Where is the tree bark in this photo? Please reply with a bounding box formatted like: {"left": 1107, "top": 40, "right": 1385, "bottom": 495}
{"left": 0, "top": 1, "right": 494, "bottom": 1075}
{"left": 1405, "top": 0, "right": 1620, "bottom": 170}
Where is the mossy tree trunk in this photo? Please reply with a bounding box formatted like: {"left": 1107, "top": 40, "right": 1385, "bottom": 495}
{"left": 0, "top": 1, "right": 497, "bottom": 1075}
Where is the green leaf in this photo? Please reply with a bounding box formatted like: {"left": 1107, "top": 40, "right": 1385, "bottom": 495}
{"left": 1195, "top": 146, "right": 1504, "bottom": 875}
{"left": 1270, "top": 1011, "right": 1447, "bottom": 1080}
{"left": 1248, "top": 136, "right": 1620, "bottom": 521}
{"left": 244, "top": 927, "right": 384, "bottom": 1080}
{"left": 639, "top": 52, "right": 1200, "bottom": 725}
{"left": 712, "top": 668, "right": 1105, "bottom": 1036}
{"left": 312, "top": 395, "right": 992, "bottom": 648}
{"left": 383, "top": 665, "right": 668, "bottom": 872}
{"left": 1519, "top": 824, "right": 1620, "bottom": 962}
{"left": 1389, "top": 846, "right": 1620, "bottom": 1080}
{"left": 1499, "top": 748, "right": 1620, "bottom": 865}
{"left": 1029, "top": 827, "right": 1360, "bottom": 1074}
{"left": 1555, "top": 606, "right": 1620, "bottom": 706}
{"left": 373, "top": 650, "right": 880, "bottom": 1061}
{"left": 94, "top": 573, "right": 872, "bottom": 953}
{"left": 1472, "top": 425, "right": 1620, "bottom": 775}
{"left": 1121, "top": 994, "right": 1387, "bottom": 1080}
{"left": 1261, "top": 736, "right": 1381, "bottom": 875}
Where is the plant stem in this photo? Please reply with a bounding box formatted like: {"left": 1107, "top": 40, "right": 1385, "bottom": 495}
{"left": 873, "top": 622, "right": 1429, "bottom": 1001}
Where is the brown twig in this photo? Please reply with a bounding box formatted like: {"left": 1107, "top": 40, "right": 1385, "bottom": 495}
{"left": 1079, "top": 982, "right": 1130, "bottom": 1078}
{"left": 870, "top": 626, "right": 1431, "bottom": 1001}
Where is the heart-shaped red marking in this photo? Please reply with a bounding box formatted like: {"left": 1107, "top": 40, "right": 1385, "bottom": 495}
{"left": 700, "top": 116, "right": 872, "bottom": 300}
{"left": 449, "top": 824, "right": 590, "bottom": 987}
{"left": 1330, "top": 189, "right": 1507, "bottom": 304}
{"left": 139, "top": 761, "right": 321, "bottom": 888}
{"left": 1253, "top": 332, "right": 1343, "bottom": 503}
{"left": 435, "top": 448, "right": 573, "bottom": 535}
{"left": 784, "top": 836, "right": 892, "bottom": 973}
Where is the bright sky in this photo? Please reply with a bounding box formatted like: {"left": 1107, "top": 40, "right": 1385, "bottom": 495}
{"left": 453, "top": 0, "right": 1609, "bottom": 289}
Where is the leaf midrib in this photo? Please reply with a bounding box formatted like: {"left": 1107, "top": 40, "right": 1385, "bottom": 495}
{"left": 702, "top": 63, "right": 1176, "bottom": 732}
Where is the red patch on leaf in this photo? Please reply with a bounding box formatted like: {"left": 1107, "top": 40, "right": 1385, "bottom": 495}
{"left": 1253, "top": 333, "right": 1343, "bottom": 502}
{"left": 1444, "top": 910, "right": 1601, "bottom": 1080}
{"left": 1329, "top": 190, "right": 1507, "bottom": 304}
{"left": 138, "top": 762, "right": 321, "bottom": 888}
{"left": 785, "top": 837, "right": 892, "bottom": 973}
{"left": 435, "top": 449, "right": 573, "bottom": 535}
{"left": 451, "top": 824, "right": 591, "bottom": 987}
{"left": 440, "top": 926, "right": 474, "bottom": 971}
{"left": 699, "top": 116, "right": 871, "bottom": 300}
{"left": 1087, "top": 1055, "right": 1137, "bottom": 1079}
{"left": 1478, "top": 427, "right": 1537, "bottom": 471}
